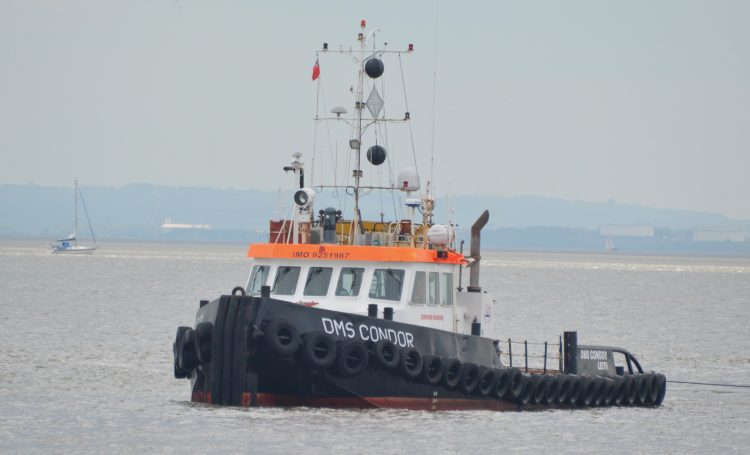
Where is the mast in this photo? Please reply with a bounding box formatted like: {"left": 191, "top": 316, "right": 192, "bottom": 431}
{"left": 74, "top": 179, "right": 79, "bottom": 246}
{"left": 351, "top": 20, "right": 366, "bottom": 244}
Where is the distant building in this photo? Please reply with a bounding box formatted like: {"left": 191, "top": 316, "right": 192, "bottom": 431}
{"left": 599, "top": 225, "right": 655, "bottom": 237}
{"left": 692, "top": 227, "right": 746, "bottom": 242}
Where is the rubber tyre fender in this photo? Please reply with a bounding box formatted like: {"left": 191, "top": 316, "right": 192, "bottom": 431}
{"left": 173, "top": 326, "right": 190, "bottom": 379}
{"left": 400, "top": 347, "right": 424, "bottom": 380}
{"left": 516, "top": 374, "right": 534, "bottom": 406}
{"left": 477, "top": 367, "right": 496, "bottom": 397}
{"left": 602, "top": 377, "right": 617, "bottom": 406}
{"left": 336, "top": 341, "right": 369, "bottom": 377}
{"left": 557, "top": 375, "right": 572, "bottom": 405}
{"left": 178, "top": 328, "right": 199, "bottom": 372}
{"left": 634, "top": 374, "right": 649, "bottom": 405}
{"left": 442, "top": 358, "right": 463, "bottom": 389}
{"left": 621, "top": 375, "right": 637, "bottom": 405}
{"left": 195, "top": 321, "right": 213, "bottom": 364}
{"left": 494, "top": 369, "right": 511, "bottom": 399}
{"left": 645, "top": 373, "right": 660, "bottom": 404}
{"left": 373, "top": 339, "right": 400, "bottom": 370}
{"left": 530, "top": 375, "right": 547, "bottom": 405}
{"left": 567, "top": 374, "right": 583, "bottom": 406}
{"left": 505, "top": 368, "right": 524, "bottom": 401}
{"left": 654, "top": 373, "right": 667, "bottom": 406}
{"left": 460, "top": 363, "right": 480, "bottom": 395}
{"left": 544, "top": 375, "right": 560, "bottom": 405}
{"left": 301, "top": 331, "right": 337, "bottom": 369}
{"left": 579, "top": 375, "right": 597, "bottom": 407}
{"left": 420, "top": 355, "right": 444, "bottom": 386}
{"left": 611, "top": 376, "right": 626, "bottom": 405}
{"left": 593, "top": 377, "right": 608, "bottom": 406}
{"left": 263, "top": 319, "right": 301, "bottom": 357}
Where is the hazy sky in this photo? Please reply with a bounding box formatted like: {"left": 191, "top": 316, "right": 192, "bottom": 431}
{"left": 1, "top": 0, "right": 748, "bottom": 219}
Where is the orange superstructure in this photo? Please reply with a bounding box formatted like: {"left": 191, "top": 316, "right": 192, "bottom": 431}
{"left": 247, "top": 243, "right": 465, "bottom": 265}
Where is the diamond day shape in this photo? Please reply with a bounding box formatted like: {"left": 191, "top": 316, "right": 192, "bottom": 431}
{"left": 366, "top": 87, "right": 384, "bottom": 118}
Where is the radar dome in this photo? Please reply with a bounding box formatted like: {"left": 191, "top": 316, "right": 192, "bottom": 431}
{"left": 396, "top": 167, "right": 419, "bottom": 192}
{"left": 367, "top": 145, "right": 387, "bottom": 165}
{"left": 365, "top": 58, "right": 384, "bottom": 79}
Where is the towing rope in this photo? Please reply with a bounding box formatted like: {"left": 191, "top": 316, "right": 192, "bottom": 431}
{"left": 668, "top": 380, "right": 750, "bottom": 389}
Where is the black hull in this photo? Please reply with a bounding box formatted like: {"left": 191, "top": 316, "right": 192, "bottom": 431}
{"left": 174, "top": 294, "right": 666, "bottom": 411}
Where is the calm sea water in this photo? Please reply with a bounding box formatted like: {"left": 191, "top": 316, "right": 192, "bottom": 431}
{"left": 1, "top": 240, "right": 748, "bottom": 453}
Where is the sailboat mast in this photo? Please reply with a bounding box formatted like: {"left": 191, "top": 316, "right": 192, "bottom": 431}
{"left": 74, "top": 179, "right": 79, "bottom": 246}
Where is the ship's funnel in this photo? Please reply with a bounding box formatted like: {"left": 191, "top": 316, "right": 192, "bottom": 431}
{"left": 468, "top": 210, "right": 489, "bottom": 292}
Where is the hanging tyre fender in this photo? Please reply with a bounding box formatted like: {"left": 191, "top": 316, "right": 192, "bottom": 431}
{"left": 543, "top": 375, "right": 560, "bottom": 405}
{"left": 263, "top": 319, "right": 301, "bottom": 357}
{"left": 373, "top": 339, "right": 400, "bottom": 370}
{"left": 654, "top": 373, "right": 667, "bottom": 406}
{"left": 178, "top": 327, "right": 199, "bottom": 372}
{"left": 602, "top": 377, "right": 617, "bottom": 406}
{"left": 593, "top": 377, "right": 608, "bottom": 406}
{"left": 645, "top": 373, "right": 660, "bottom": 404}
{"left": 400, "top": 347, "right": 424, "bottom": 380}
{"left": 567, "top": 374, "right": 583, "bottom": 406}
{"left": 516, "top": 374, "right": 534, "bottom": 405}
{"left": 579, "top": 375, "right": 597, "bottom": 407}
{"left": 634, "top": 374, "right": 649, "bottom": 405}
{"left": 442, "top": 358, "right": 463, "bottom": 389}
{"left": 173, "top": 326, "right": 190, "bottom": 379}
{"left": 477, "top": 367, "right": 496, "bottom": 396}
{"left": 530, "top": 375, "right": 547, "bottom": 405}
{"left": 494, "top": 369, "right": 511, "bottom": 399}
{"left": 460, "top": 363, "right": 480, "bottom": 395}
{"left": 301, "top": 331, "right": 337, "bottom": 369}
{"left": 195, "top": 321, "right": 213, "bottom": 364}
{"left": 556, "top": 375, "right": 572, "bottom": 405}
{"left": 621, "top": 375, "right": 638, "bottom": 405}
{"left": 610, "top": 376, "right": 626, "bottom": 405}
{"left": 420, "top": 355, "right": 444, "bottom": 386}
{"left": 336, "top": 341, "right": 369, "bottom": 377}
{"left": 505, "top": 367, "right": 524, "bottom": 401}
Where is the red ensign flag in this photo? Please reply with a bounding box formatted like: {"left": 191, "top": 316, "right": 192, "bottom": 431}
{"left": 312, "top": 58, "right": 320, "bottom": 81}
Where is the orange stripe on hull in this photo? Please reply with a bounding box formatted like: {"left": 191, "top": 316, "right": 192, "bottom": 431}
{"left": 247, "top": 243, "right": 465, "bottom": 265}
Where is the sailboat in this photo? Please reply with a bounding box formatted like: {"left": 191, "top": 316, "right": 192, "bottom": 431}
{"left": 49, "top": 180, "right": 98, "bottom": 254}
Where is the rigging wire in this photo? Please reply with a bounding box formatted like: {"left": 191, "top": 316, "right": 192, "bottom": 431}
{"left": 429, "top": 0, "right": 439, "bottom": 188}
{"left": 398, "top": 54, "right": 421, "bottom": 187}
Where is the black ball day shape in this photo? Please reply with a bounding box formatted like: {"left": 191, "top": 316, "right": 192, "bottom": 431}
{"left": 365, "top": 58, "right": 384, "bottom": 79}
{"left": 367, "top": 145, "right": 387, "bottom": 165}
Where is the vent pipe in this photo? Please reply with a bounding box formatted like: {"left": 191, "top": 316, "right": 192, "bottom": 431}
{"left": 468, "top": 210, "right": 489, "bottom": 292}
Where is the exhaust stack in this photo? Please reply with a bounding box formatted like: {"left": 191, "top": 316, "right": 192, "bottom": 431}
{"left": 468, "top": 210, "right": 489, "bottom": 292}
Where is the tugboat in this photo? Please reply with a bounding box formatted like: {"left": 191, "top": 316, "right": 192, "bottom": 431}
{"left": 172, "top": 20, "right": 666, "bottom": 410}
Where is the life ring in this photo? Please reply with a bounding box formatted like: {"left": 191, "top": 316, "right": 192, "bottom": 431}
{"left": 336, "top": 341, "right": 369, "bottom": 377}
{"left": 494, "top": 369, "right": 511, "bottom": 399}
{"left": 173, "top": 326, "right": 190, "bottom": 379}
{"left": 442, "top": 358, "right": 463, "bottom": 389}
{"left": 400, "top": 347, "right": 424, "bottom": 379}
{"left": 195, "top": 321, "right": 213, "bottom": 364}
{"left": 634, "top": 374, "right": 649, "bottom": 405}
{"left": 231, "top": 286, "right": 245, "bottom": 296}
{"left": 477, "top": 367, "right": 496, "bottom": 396}
{"left": 373, "top": 339, "right": 401, "bottom": 370}
{"left": 557, "top": 375, "right": 572, "bottom": 404}
{"left": 505, "top": 368, "right": 524, "bottom": 401}
{"left": 567, "top": 374, "right": 583, "bottom": 406}
{"left": 579, "top": 375, "right": 597, "bottom": 407}
{"left": 420, "top": 355, "right": 444, "bottom": 385}
{"left": 654, "top": 373, "right": 667, "bottom": 406}
{"left": 621, "top": 375, "right": 637, "bottom": 405}
{"left": 263, "top": 319, "right": 301, "bottom": 357}
{"left": 178, "top": 328, "right": 199, "bottom": 372}
{"left": 593, "top": 377, "right": 607, "bottom": 406}
{"left": 460, "top": 363, "right": 480, "bottom": 394}
{"left": 530, "top": 375, "right": 547, "bottom": 405}
{"left": 543, "top": 375, "right": 560, "bottom": 405}
{"left": 516, "top": 374, "right": 534, "bottom": 405}
{"left": 301, "top": 331, "right": 337, "bottom": 369}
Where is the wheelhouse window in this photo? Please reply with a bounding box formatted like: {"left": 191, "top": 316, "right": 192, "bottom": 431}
{"left": 247, "top": 265, "right": 270, "bottom": 295}
{"left": 272, "top": 266, "right": 301, "bottom": 295}
{"left": 411, "top": 271, "right": 426, "bottom": 304}
{"left": 335, "top": 267, "right": 364, "bottom": 296}
{"left": 369, "top": 268, "right": 405, "bottom": 301}
{"left": 428, "top": 272, "right": 440, "bottom": 305}
{"left": 441, "top": 272, "right": 454, "bottom": 305}
{"left": 303, "top": 267, "right": 333, "bottom": 296}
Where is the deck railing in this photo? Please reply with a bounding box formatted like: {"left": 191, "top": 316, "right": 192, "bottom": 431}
{"left": 501, "top": 336, "right": 562, "bottom": 374}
